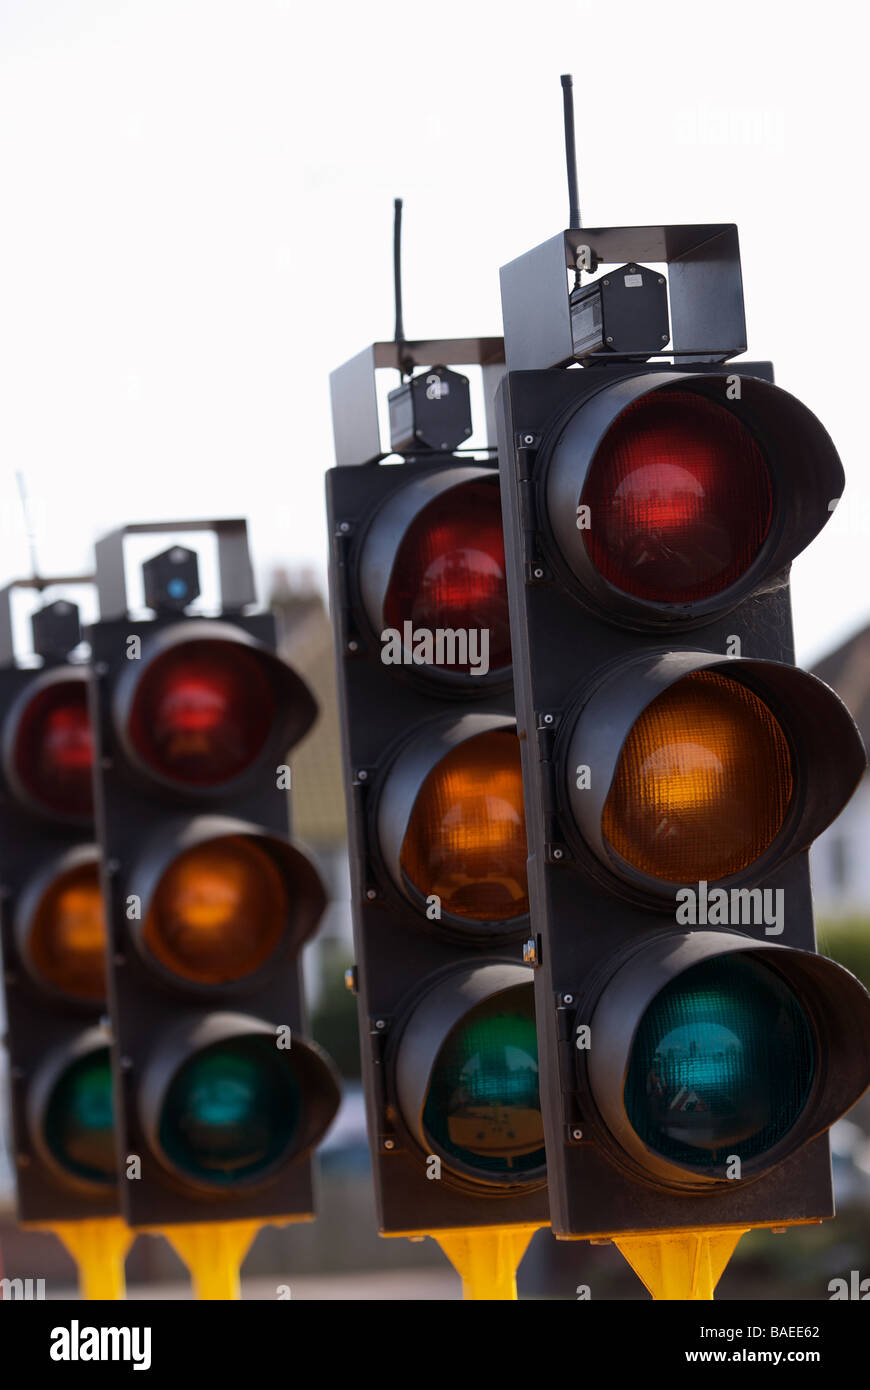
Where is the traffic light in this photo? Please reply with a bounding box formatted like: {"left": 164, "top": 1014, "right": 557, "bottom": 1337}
{"left": 0, "top": 584, "right": 117, "bottom": 1223}
{"left": 495, "top": 220, "right": 870, "bottom": 1243}
{"left": 327, "top": 332, "right": 549, "bottom": 1242}
{"left": 87, "top": 521, "right": 340, "bottom": 1228}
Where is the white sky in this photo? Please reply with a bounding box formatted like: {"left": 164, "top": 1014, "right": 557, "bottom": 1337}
{"left": 0, "top": 0, "right": 867, "bottom": 664}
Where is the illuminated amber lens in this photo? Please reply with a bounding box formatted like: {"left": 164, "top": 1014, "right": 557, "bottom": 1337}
{"left": 29, "top": 864, "right": 106, "bottom": 1002}
{"left": 602, "top": 671, "right": 793, "bottom": 882}
{"left": 399, "top": 730, "right": 528, "bottom": 922}
{"left": 144, "top": 837, "right": 287, "bottom": 984}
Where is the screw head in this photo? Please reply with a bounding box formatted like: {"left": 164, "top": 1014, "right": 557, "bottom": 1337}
{"left": 603, "top": 279, "right": 610, "bottom": 286}
{"left": 661, "top": 334, "right": 669, "bottom": 341}
{"left": 365, "top": 888, "right": 377, "bottom": 901}
{"left": 522, "top": 433, "right": 535, "bottom": 445}
{"left": 357, "top": 769, "right": 368, "bottom": 782}
{"left": 375, "top": 1019, "right": 386, "bottom": 1030}
{"left": 543, "top": 713, "right": 554, "bottom": 725}
{"left": 383, "top": 1138, "right": 395, "bottom": 1151}
{"left": 563, "top": 993, "right": 574, "bottom": 1005}
{"left": 533, "top": 567, "right": 544, "bottom": 579}
{"left": 553, "top": 848, "right": 564, "bottom": 861}
{"left": 346, "top": 639, "right": 359, "bottom": 653}
{"left": 606, "top": 336, "right": 614, "bottom": 344}
{"left": 338, "top": 522, "right": 350, "bottom": 533}
{"left": 572, "top": 1127, "right": 583, "bottom": 1141}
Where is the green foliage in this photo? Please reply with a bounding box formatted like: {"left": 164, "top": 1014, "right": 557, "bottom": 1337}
{"left": 817, "top": 918, "right": 870, "bottom": 987}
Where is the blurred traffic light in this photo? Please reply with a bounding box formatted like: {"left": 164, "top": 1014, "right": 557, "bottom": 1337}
{"left": 0, "top": 587, "right": 119, "bottom": 1221}
{"left": 496, "top": 221, "right": 870, "bottom": 1239}
{"left": 88, "top": 523, "right": 339, "bottom": 1226}
{"left": 327, "top": 335, "right": 548, "bottom": 1235}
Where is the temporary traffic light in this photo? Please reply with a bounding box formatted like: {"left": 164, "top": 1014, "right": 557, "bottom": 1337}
{"left": 87, "top": 521, "right": 340, "bottom": 1228}
{"left": 0, "top": 584, "right": 118, "bottom": 1222}
{"left": 327, "top": 326, "right": 548, "bottom": 1241}
{"left": 495, "top": 217, "right": 870, "bottom": 1244}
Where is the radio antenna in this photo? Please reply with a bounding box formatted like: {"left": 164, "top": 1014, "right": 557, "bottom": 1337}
{"left": 393, "top": 197, "right": 413, "bottom": 380}
{"left": 561, "top": 74, "right": 582, "bottom": 231}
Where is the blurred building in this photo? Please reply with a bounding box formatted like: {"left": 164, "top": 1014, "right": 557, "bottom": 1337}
{"left": 811, "top": 623, "right": 870, "bottom": 919}
{"left": 269, "top": 567, "right": 353, "bottom": 1010}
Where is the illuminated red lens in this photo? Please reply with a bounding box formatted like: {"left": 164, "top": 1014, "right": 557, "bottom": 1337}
{"left": 580, "top": 392, "right": 773, "bottom": 602}
{"left": 13, "top": 682, "right": 93, "bottom": 818}
{"left": 383, "top": 479, "right": 511, "bottom": 673}
{"left": 128, "top": 642, "right": 275, "bottom": 785}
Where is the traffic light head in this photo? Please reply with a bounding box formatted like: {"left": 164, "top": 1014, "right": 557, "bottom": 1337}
{"left": 328, "top": 336, "right": 548, "bottom": 1234}
{"left": 496, "top": 223, "right": 870, "bottom": 1239}
{"left": 88, "top": 524, "right": 339, "bottom": 1226}
{"left": 0, "top": 586, "right": 118, "bottom": 1223}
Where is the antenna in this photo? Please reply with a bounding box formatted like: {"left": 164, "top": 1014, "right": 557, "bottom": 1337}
{"left": 393, "top": 197, "right": 413, "bottom": 379}
{"left": 560, "top": 74, "right": 581, "bottom": 231}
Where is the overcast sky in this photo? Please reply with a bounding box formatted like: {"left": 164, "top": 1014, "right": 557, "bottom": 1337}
{"left": 0, "top": 0, "right": 866, "bottom": 664}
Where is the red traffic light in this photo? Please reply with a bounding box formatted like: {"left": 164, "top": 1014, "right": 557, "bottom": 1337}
{"left": 545, "top": 373, "right": 843, "bottom": 626}
{"left": 359, "top": 467, "right": 511, "bottom": 683}
{"left": 581, "top": 391, "right": 773, "bottom": 602}
{"left": 4, "top": 670, "right": 94, "bottom": 821}
{"left": 113, "top": 622, "right": 317, "bottom": 792}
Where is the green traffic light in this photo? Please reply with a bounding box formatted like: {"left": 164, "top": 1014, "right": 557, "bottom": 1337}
{"left": 624, "top": 955, "right": 815, "bottom": 1169}
{"left": 423, "top": 987, "right": 545, "bottom": 1178}
{"left": 159, "top": 1037, "right": 300, "bottom": 1185}
{"left": 44, "top": 1047, "right": 116, "bottom": 1186}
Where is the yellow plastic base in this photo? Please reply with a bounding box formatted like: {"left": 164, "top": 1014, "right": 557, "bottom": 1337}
{"left": 162, "top": 1219, "right": 263, "bottom": 1300}
{"left": 49, "top": 1217, "right": 133, "bottom": 1300}
{"left": 614, "top": 1227, "right": 748, "bottom": 1300}
{"left": 434, "top": 1224, "right": 541, "bottom": 1301}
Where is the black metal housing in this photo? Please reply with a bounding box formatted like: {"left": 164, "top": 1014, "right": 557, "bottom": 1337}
{"left": 87, "top": 597, "right": 338, "bottom": 1227}
{"left": 388, "top": 366, "right": 473, "bottom": 454}
{"left": 326, "top": 455, "right": 549, "bottom": 1234}
{"left": 0, "top": 659, "right": 120, "bottom": 1223}
{"left": 496, "top": 361, "right": 870, "bottom": 1238}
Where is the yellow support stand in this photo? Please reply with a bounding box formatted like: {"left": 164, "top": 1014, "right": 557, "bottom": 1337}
{"left": 162, "top": 1219, "right": 263, "bottom": 1300}
{"left": 613, "top": 1227, "right": 748, "bottom": 1300}
{"left": 434, "top": 1224, "right": 540, "bottom": 1300}
{"left": 49, "top": 1217, "right": 133, "bottom": 1300}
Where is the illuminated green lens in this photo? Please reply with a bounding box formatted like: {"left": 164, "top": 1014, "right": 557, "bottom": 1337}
{"left": 625, "top": 956, "right": 814, "bottom": 1169}
{"left": 45, "top": 1047, "right": 115, "bottom": 1185}
{"left": 423, "top": 986, "right": 545, "bottom": 1179}
{"left": 160, "top": 1037, "right": 300, "bottom": 1185}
